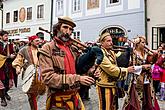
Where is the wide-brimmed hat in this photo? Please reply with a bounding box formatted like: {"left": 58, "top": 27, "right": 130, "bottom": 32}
{"left": 58, "top": 16, "right": 76, "bottom": 27}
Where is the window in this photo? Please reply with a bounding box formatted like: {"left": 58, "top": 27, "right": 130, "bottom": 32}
{"left": 56, "top": 0, "right": 63, "bottom": 15}
{"left": 73, "top": 0, "right": 81, "bottom": 12}
{"left": 151, "top": 27, "right": 165, "bottom": 50}
{"left": 109, "top": 0, "right": 119, "bottom": 4}
{"left": 6, "top": 12, "right": 10, "bottom": 23}
{"left": 152, "top": 27, "right": 158, "bottom": 50}
{"left": 73, "top": 31, "right": 81, "bottom": 40}
{"left": 37, "top": 4, "right": 44, "bottom": 19}
{"left": 27, "top": 7, "right": 32, "bottom": 20}
{"left": 107, "top": 0, "right": 119, "bottom": 5}
{"left": 13, "top": 10, "right": 18, "bottom": 22}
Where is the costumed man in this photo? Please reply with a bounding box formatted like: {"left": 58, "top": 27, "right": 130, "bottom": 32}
{"left": 38, "top": 16, "right": 96, "bottom": 110}
{"left": 0, "top": 30, "right": 16, "bottom": 106}
{"left": 96, "top": 32, "right": 136, "bottom": 110}
{"left": 12, "top": 35, "right": 43, "bottom": 110}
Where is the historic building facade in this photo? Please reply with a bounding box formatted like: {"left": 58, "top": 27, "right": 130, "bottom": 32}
{"left": 70, "top": 0, "right": 145, "bottom": 43}
{"left": 1, "top": 0, "right": 146, "bottom": 47}
{"left": 1, "top": 0, "right": 52, "bottom": 40}
{"left": 147, "top": 0, "right": 165, "bottom": 50}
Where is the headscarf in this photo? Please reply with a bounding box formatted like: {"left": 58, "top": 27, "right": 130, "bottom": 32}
{"left": 28, "top": 35, "right": 39, "bottom": 42}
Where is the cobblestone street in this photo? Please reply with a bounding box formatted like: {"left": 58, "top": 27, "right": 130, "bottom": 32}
{"left": 0, "top": 75, "right": 165, "bottom": 110}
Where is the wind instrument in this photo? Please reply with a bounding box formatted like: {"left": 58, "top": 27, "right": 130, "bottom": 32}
{"left": 39, "top": 27, "right": 88, "bottom": 49}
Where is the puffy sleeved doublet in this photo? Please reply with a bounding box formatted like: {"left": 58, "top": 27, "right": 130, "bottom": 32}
{"left": 38, "top": 40, "right": 81, "bottom": 90}
{"left": 96, "top": 48, "right": 128, "bottom": 87}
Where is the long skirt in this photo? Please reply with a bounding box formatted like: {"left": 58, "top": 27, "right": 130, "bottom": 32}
{"left": 0, "top": 80, "right": 5, "bottom": 90}
{"left": 122, "top": 83, "right": 160, "bottom": 110}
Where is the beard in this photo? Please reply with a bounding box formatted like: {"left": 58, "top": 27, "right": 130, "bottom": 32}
{"left": 31, "top": 43, "right": 38, "bottom": 48}
{"left": 57, "top": 31, "right": 70, "bottom": 42}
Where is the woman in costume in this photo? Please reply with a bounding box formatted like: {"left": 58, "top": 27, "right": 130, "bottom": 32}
{"left": 122, "top": 36, "right": 160, "bottom": 110}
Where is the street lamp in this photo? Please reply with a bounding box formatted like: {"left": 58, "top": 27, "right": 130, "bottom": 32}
{"left": 0, "top": 1, "right": 3, "bottom": 29}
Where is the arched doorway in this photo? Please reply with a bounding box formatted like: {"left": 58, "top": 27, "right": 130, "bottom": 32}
{"left": 100, "top": 25, "right": 127, "bottom": 46}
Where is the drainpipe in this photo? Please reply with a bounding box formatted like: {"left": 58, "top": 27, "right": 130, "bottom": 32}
{"left": 0, "top": 2, "right": 3, "bottom": 29}
{"left": 50, "top": 0, "right": 54, "bottom": 40}
{"left": 144, "top": 0, "right": 148, "bottom": 42}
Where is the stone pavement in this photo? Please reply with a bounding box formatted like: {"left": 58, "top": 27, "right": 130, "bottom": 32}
{"left": 0, "top": 75, "right": 165, "bottom": 110}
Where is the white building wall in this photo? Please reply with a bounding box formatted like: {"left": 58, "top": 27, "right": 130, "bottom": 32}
{"left": 128, "top": 0, "right": 141, "bottom": 9}
{"left": 105, "top": 0, "right": 123, "bottom": 13}
{"left": 147, "top": 0, "right": 165, "bottom": 49}
{"left": 85, "top": 0, "right": 101, "bottom": 16}
{"left": 68, "top": 0, "right": 83, "bottom": 18}
{"left": 3, "top": 0, "right": 52, "bottom": 41}
{"left": 1, "top": 0, "right": 145, "bottom": 42}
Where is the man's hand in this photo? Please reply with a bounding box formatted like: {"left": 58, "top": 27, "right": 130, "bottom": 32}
{"left": 9, "top": 54, "right": 16, "bottom": 59}
{"left": 87, "top": 65, "right": 100, "bottom": 79}
{"left": 93, "top": 68, "right": 101, "bottom": 78}
{"left": 16, "top": 66, "right": 21, "bottom": 75}
{"left": 80, "top": 76, "right": 95, "bottom": 86}
{"left": 127, "top": 66, "right": 135, "bottom": 73}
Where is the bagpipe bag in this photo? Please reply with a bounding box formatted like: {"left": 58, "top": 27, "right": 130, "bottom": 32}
{"left": 76, "top": 46, "right": 103, "bottom": 75}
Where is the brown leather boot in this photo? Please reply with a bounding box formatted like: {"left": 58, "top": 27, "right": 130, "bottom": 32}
{"left": 1, "top": 97, "right": 7, "bottom": 107}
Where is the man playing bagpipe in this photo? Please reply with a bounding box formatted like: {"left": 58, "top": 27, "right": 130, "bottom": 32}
{"left": 38, "top": 16, "right": 98, "bottom": 110}
{"left": 95, "top": 32, "right": 136, "bottom": 110}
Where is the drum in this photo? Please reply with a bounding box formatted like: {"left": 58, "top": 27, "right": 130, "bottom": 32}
{"left": 22, "top": 64, "right": 45, "bottom": 94}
